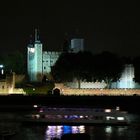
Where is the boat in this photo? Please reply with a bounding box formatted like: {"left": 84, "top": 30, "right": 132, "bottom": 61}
{"left": 23, "top": 106, "right": 130, "bottom": 125}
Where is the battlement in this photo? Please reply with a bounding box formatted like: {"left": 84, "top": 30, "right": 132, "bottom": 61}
{"left": 64, "top": 81, "right": 107, "bottom": 89}
{"left": 43, "top": 51, "right": 61, "bottom": 55}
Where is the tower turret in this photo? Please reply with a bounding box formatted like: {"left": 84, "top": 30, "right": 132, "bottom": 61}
{"left": 27, "top": 29, "right": 43, "bottom": 82}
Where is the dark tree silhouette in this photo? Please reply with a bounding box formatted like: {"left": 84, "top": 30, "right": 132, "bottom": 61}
{"left": 92, "top": 52, "right": 123, "bottom": 88}
{"left": 133, "top": 56, "right": 140, "bottom": 83}
{"left": 1, "top": 51, "right": 25, "bottom": 74}
{"left": 51, "top": 51, "right": 123, "bottom": 88}
{"left": 51, "top": 51, "right": 94, "bottom": 88}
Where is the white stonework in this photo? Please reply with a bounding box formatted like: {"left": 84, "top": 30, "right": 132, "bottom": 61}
{"left": 43, "top": 51, "right": 61, "bottom": 74}
{"left": 27, "top": 30, "right": 138, "bottom": 89}
{"left": 65, "top": 64, "right": 137, "bottom": 89}
{"left": 111, "top": 64, "right": 135, "bottom": 88}
{"left": 70, "top": 38, "right": 84, "bottom": 53}
{"left": 65, "top": 81, "right": 107, "bottom": 89}
{"left": 27, "top": 41, "right": 43, "bottom": 82}
{"left": 55, "top": 83, "right": 140, "bottom": 95}
{"left": 27, "top": 30, "right": 61, "bottom": 82}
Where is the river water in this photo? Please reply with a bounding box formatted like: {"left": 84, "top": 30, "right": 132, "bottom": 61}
{"left": 10, "top": 122, "right": 140, "bottom": 140}
{"left": 0, "top": 113, "right": 138, "bottom": 140}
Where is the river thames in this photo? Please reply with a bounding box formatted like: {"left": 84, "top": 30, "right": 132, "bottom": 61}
{"left": 0, "top": 111, "right": 140, "bottom": 140}
{"left": 1, "top": 96, "right": 140, "bottom": 139}
{"left": 9, "top": 120, "right": 140, "bottom": 140}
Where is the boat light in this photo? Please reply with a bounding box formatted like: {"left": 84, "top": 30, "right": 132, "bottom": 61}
{"left": 105, "top": 109, "right": 111, "bottom": 113}
{"left": 116, "top": 106, "right": 120, "bottom": 111}
{"left": 33, "top": 104, "right": 38, "bottom": 108}
{"left": 80, "top": 115, "right": 84, "bottom": 118}
{"left": 106, "top": 116, "right": 115, "bottom": 120}
{"left": 117, "top": 117, "right": 125, "bottom": 121}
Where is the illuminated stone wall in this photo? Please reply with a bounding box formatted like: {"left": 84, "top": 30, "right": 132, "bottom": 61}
{"left": 0, "top": 73, "right": 25, "bottom": 95}
{"left": 65, "top": 81, "right": 107, "bottom": 89}
{"left": 43, "top": 51, "right": 61, "bottom": 74}
{"left": 66, "top": 64, "right": 137, "bottom": 89}
{"left": 111, "top": 64, "right": 135, "bottom": 88}
{"left": 70, "top": 39, "right": 84, "bottom": 53}
{"left": 27, "top": 41, "right": 43, "bottom": 82}
{"left": 0, "top": 73, "right": 15, "bottom": 94}
{"left": 27, "top": 31, "right": 61, "bottom": 82}
{"left": 55, "top": 83, "right": 140, "bottom": 96}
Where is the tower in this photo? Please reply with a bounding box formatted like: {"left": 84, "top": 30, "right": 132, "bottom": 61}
{"left": 27, "top": 29, "right": 43, "bottom": 82}
{"left": 117, "top": 64, "right": 135, "bottom": 88}
{"left": 70, "top": 38, "right": 84, "bottom": 53}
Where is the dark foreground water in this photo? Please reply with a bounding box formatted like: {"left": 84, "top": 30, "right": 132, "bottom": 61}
{"left": 9, "top": 122, "right": 140, "bottom": 140}
{"left": 0, "top": 114, "right": 140, "bottom": 140}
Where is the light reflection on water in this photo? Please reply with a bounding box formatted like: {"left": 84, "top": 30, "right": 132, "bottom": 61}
{"left": 45, "top": 125, "right": 85, "bottom": 140}
{"left": 1, "top": 113, "right": 140, "bottom": 140}
{"left": 7, "top": 123, "right": 140, "bottom": 140}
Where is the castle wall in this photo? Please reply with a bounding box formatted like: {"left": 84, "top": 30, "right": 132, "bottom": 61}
{"left": 111, "top": 64, "right": 135, "bottom": 88}
{"left": 27, "top": 42, "right": 43, "bottom": 82}
{"left": 65, "top": 81, "right": 107, "bottom": 89}
{"left": 55, "top": 83, "right": 140, "bottom": 96}
{"left": 70, "top": 39, "right": 84, "bottom": 53}
{"left": 43, "top": 51, "right": 61, "bottom": 74}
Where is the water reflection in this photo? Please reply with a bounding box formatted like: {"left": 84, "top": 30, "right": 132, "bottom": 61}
{"left": 105, "top": 126, "right": 112, "bottom": 134}
{"left": 45, "top": 125, "right": 85, "bottom": 140}
{"left": 7, "top": 124, "right": 140, "bottom": 140}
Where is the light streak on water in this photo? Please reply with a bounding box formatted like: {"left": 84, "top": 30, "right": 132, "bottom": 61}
{"left": 45, "top": 125, "right": 85, "bottom": 140}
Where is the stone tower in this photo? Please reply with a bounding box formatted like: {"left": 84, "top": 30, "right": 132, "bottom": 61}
{"left": 27, "top": 29, "right": 43, "bottom": 82}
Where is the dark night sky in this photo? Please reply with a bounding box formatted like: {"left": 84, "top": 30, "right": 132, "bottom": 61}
{"left": 0, "top": 1, "right": 139, "bottom": 56}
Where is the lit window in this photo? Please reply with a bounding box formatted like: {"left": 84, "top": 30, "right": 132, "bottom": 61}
{"left": 106, "top": 116, "right": 115, "bottom": 120}
{"left": 116, "top": 106, "right": 120, "bottom": 111}
{"left": 29, "top": 48, "right": 35, "bottom": 53}
{"left": 105, "top": 109, "right": 111, "bottom": 113}
{"left": 117, "top": 117, "right": 125, "bottom": 121}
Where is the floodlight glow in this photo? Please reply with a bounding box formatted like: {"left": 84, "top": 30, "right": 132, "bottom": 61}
{"left": 1, "top": 69, "right": 4, "bottom": 75}
{"left": 0, "top": 65, "right": 3, "bottom": 68}
{"left": 29, "top": 48, "right": 35, "bottom": 53}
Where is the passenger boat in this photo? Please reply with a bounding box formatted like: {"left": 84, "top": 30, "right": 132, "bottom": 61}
{"left": 23, "top": 106, "right": 130, "bottom": 125}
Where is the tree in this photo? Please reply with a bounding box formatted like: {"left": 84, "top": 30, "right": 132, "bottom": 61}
{"left": 51, "top": 51, "right": 94, "bottom": 88}
{"left": 51, "top": 51, "right": 123, "bottom": 89}
{"left": 3, "top": 51, "right": 26, "bottom": 74}
{"left": 92, "top": 52, "right": 123, "bottom": 88}
{"left": 133, "top": 56, "right": 140, "bottom": 83}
